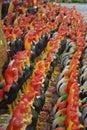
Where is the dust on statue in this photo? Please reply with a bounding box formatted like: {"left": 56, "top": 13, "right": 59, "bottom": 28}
{"left": 0, "top": 1, "right": 7, "bottom": 83}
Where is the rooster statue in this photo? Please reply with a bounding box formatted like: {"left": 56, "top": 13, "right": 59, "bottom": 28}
{"left": 0, "top": 0, "right": 7, "bottom": 87}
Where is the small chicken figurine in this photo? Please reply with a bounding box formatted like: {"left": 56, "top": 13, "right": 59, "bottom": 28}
{"left": 8, "top": 0, "right": 18, "bottom": 13}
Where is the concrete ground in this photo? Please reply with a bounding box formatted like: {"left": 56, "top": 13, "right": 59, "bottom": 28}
{"left": 60, "top": 3, "right": 87, "bottom": 21}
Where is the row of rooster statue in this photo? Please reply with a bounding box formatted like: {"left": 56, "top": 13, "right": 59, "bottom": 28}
{"left": 0, "top": 0, "right": 87, "bottom": 130}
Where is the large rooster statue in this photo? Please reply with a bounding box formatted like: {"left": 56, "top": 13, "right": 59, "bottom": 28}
{"left": 0, "top": 0, "right": 7, "bottom": 84}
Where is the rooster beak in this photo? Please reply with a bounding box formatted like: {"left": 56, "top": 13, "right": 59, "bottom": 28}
{"left": 79, "top": 124, "right": 84, "bottom": 128}
{"left": 79, "top": 90, "right": 82, "bottom": 94}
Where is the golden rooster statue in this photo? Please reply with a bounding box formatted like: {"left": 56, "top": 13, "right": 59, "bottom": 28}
{"left": 0, "top": 1, "right": 7, "bottom": 83}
